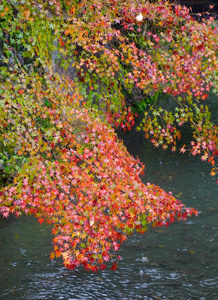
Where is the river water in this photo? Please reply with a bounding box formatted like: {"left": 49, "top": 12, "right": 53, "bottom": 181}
{"left": 0, "top": 99, "right": 218, "bottom": 299}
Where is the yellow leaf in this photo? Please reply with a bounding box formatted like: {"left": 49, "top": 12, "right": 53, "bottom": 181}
{"left": 23, "top": 9, "right": 31, "bottom": 20}
{"left": 210, "top": 170, "right": 216, "bottom": 176}
{"left": 50, "top": 252, "right": 55, "bottom": 260}
{"left": 62, "top": 251, "right": 69, "bottom": 260}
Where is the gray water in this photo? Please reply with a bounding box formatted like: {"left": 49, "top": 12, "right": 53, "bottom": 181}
{"left": 0, "top": 103, "right": 218, "bottom": 299}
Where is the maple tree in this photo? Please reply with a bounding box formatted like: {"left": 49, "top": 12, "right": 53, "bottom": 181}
{"left": 0, "top": 0, "right": 217, "bottom": 271}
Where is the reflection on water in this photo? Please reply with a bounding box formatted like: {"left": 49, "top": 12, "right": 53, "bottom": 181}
{"left": 0, "top": 112, "right": 218, "bottom": 299}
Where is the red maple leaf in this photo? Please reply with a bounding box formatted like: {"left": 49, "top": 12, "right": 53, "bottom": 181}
{"left": 111, "top": 261, "right": 117, "bottom": 271}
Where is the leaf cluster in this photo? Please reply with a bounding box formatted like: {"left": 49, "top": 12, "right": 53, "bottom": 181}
{"left": 1, "top": 0, "right": 216, "bottom": 271}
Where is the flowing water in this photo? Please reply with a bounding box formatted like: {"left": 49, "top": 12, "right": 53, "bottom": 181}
{"left": 0, "top": 98, "right": 218, "bottom": 300}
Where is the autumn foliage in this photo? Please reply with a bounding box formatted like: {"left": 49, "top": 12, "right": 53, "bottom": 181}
{"left": 0, "top": 0, "right": 217, "bottom": 271}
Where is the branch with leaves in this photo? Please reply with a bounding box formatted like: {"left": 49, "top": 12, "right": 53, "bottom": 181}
{"left": 1, "top": 0, "right": 217, "bottom": 271}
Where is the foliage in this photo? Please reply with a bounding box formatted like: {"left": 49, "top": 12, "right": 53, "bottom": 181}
{"left": 1, "top": 0, "right": 217, "bottom": 270}
{"left": 0, "top": 71, "right": 197, "bottom": 271}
